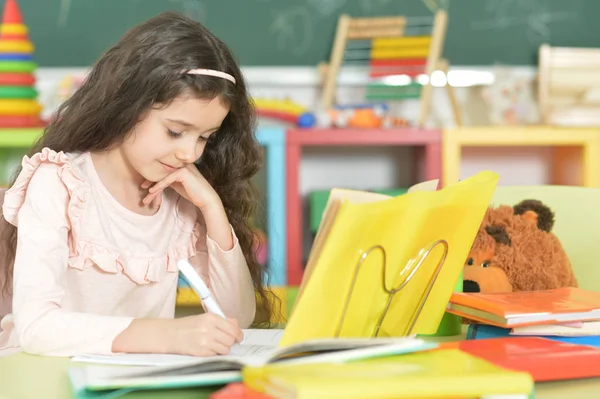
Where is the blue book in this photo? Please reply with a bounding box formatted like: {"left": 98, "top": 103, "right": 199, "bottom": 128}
{"left": 467, "top": 324, "right": 600, "bottom": 348}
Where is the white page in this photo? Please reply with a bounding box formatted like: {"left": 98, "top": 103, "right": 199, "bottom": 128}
{"left": 240, "top": 328, "right": 283, "bottom": 346}
{"left": 71, "top": 329, "right": 284, "bottom": 367}
{"left": 511, "top": 320, "right": 600, "bottom": 336}
{"left": 71, "top": 346, "right": 276, "bottom": 367}
{"left": 229, "top": 344, "right": 276, "bottom": 357}
{"left": 71, "top": 353, "right": 205, "bottom": 367}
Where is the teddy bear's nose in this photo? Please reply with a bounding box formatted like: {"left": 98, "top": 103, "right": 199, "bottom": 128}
{"left": 463, "top": 280, "right": 480, "bottom": 293}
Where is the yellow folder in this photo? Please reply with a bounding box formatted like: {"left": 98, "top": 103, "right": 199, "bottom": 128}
{"left": 280, "top": 171, "right": 499, "bottom": 347}
{"left": 243, "top": 349, "right": 534, "bottom": 399}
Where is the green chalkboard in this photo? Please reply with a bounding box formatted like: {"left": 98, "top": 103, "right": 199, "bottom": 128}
{"left": 14, "top": 0, "right": 600, "bottom": 67}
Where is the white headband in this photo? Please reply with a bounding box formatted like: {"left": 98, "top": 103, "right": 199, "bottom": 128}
{"left": 186, "top": 68, "right": 236, "bottom": 84}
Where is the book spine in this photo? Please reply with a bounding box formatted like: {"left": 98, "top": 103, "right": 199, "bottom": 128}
{"left": 467, "top": 324, "right": 512, "bottom": 339}
{"left": 467, "top": 324, "right": 600, "bottom": 349}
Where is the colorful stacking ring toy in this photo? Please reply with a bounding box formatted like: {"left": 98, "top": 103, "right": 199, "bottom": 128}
{"left": 0, "top": 115, "right": 40, "bottom": 127}
{"left": 0, "top": 23, "right": 27, "bottom": 35}
{"left": 0, "top": 40, "right": 33, "bottom": 53}
{"left": 0, "top": 0, "right": 43, "bottom": 128}
{"left": 0, "top": 53, "right": 31, "bottom": 61}
{"left": 0, "top": 72, "right": 34, "bottom": 85}
{"left": 0, "top": 86, "right": 36, "bottom": 98}
{"left": 0, "top": 99, "right": 42, "bottom": 115}
{"left": 0, "top": 61, "right": 36, "bottom": 73}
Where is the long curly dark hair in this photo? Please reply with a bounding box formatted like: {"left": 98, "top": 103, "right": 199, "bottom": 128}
{"left": 0, "top": 12, "right": 280, "bottom": 326}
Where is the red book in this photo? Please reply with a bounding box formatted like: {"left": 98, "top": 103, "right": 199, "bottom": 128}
{"left": 442, "top": 337, "right": 600, "bottom": 382}
{"left": 447, "top": 287, "right": 600, "bottom": 327}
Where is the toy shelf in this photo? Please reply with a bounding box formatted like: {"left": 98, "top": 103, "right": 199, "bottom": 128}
{"left": 285, "top": 127, "right": 442, "bottom": 286}
{"left": 443, "top": 126, "right": 600, "bottom": 188}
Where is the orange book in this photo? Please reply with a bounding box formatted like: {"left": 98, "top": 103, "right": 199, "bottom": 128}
{"left": 447, "top": 287, "right": 600, "bottom": 327}
{"left": 442, "top": 336, "right": 600, "bottom": 382}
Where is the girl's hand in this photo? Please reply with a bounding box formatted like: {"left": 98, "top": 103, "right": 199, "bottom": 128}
{"left": 167, "top": 313, "right": 244, "bottom": 356}
{"left": 141, "top": 164, "right": 220, "bottom": 210}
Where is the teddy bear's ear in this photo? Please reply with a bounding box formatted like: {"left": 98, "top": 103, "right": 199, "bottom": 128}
{"left": 485, "top": 225, "right": 511, "bottom": 246}
{"left": 513, "top": 199, "right": 554, "bottom": 232}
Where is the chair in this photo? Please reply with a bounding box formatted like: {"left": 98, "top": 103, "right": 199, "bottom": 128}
{"left": 491, "top": 185, "right": 600, "bottom": 292}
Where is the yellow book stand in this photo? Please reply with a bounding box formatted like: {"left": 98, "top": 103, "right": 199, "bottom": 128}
{"left": 280, "top": 171, "right": 499, "bottom": 347}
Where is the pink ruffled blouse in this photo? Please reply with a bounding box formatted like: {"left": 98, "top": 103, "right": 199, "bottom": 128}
{"left": 0, "top": 148, "right": 256, "bottom": 357}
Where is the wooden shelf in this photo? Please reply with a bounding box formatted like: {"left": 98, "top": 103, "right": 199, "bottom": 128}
{"left": 287, "top": 127, "right": 441, "bottom": 145}
{"left": 286, "top": 127, "right": 443, "bottom": 286}
{"left": 443, "top": 126, "right": 600, "bottom": 188}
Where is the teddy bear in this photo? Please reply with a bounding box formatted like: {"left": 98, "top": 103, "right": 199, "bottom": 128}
{"left": 463, "top": 199, "right": 577, "bottom": 293}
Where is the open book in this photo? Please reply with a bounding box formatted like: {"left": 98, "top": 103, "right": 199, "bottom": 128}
{"left": 281, "top": 172, "right": 498, "bottom": 347}
{"left": 68, "top": 332, "right": 436, "bottom": 396}
{"left": 294, "top": 179, "right": 441, "bottom": 309}
{"left": 71, "top": 328, "right": 285, "bottom": 367}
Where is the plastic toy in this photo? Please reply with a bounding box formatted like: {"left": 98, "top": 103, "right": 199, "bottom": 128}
{"left": 314, "top": 103, "right": 410, "bottom": 128}
{"left": 254, "top": 97, "right": 308, "bottom": 126}
{"left": 56, "top": 74, "right": 86, "bottom": 103}
{"left": 297, "top": 111, "right": 316, "bottom": 128}
{"left": 0, "top": 0, "right": 42, "bottom": 128}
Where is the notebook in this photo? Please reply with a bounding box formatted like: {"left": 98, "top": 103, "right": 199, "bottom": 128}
{"left": 68, "top": 336, "right": 437, "bottom": 398}
{"left": 281, "top": 171, "right": 499, "bottom": 346}
{"left": 241, "top": 348, "right": 534, "bottom": 399}
{"left": 447, "top": 287, "right": 600, "bottom": 328}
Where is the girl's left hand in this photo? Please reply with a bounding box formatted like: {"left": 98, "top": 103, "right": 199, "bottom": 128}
{"left": 141, "top": 164, "right": 220, "bottom": 210}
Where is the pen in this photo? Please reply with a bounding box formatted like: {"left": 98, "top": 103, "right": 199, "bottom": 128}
{"left": 177, "top": 259, "right": 226, "bottom": 318}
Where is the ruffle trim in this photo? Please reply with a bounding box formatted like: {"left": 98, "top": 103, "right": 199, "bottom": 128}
{"left": 69, "top": 225, "right": 200, "bottom": 284}
{"left": 3, "top": 148, "right": 86, "bottom": 228}
{"left": 3, "top": 148, "right": 201, "bottom": 285}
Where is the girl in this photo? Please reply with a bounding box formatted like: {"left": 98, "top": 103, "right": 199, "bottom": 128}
{"left": 0, "top": 11, "right": 278, "bottom": 357}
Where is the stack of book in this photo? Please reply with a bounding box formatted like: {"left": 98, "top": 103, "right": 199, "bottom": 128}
{"left": 447, "top": 286, "right": 600, "bottom": 347}
{"left": 441, "top": 287, "right": 600, "bottom": 382}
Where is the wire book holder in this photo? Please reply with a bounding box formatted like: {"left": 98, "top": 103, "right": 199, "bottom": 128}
{"left": 334, "top": 239, "right": 449, "bottom": 338}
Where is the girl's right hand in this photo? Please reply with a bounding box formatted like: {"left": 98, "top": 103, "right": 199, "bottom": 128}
{"left": 167, "top": 313, "right": 244, "bottom": 356}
